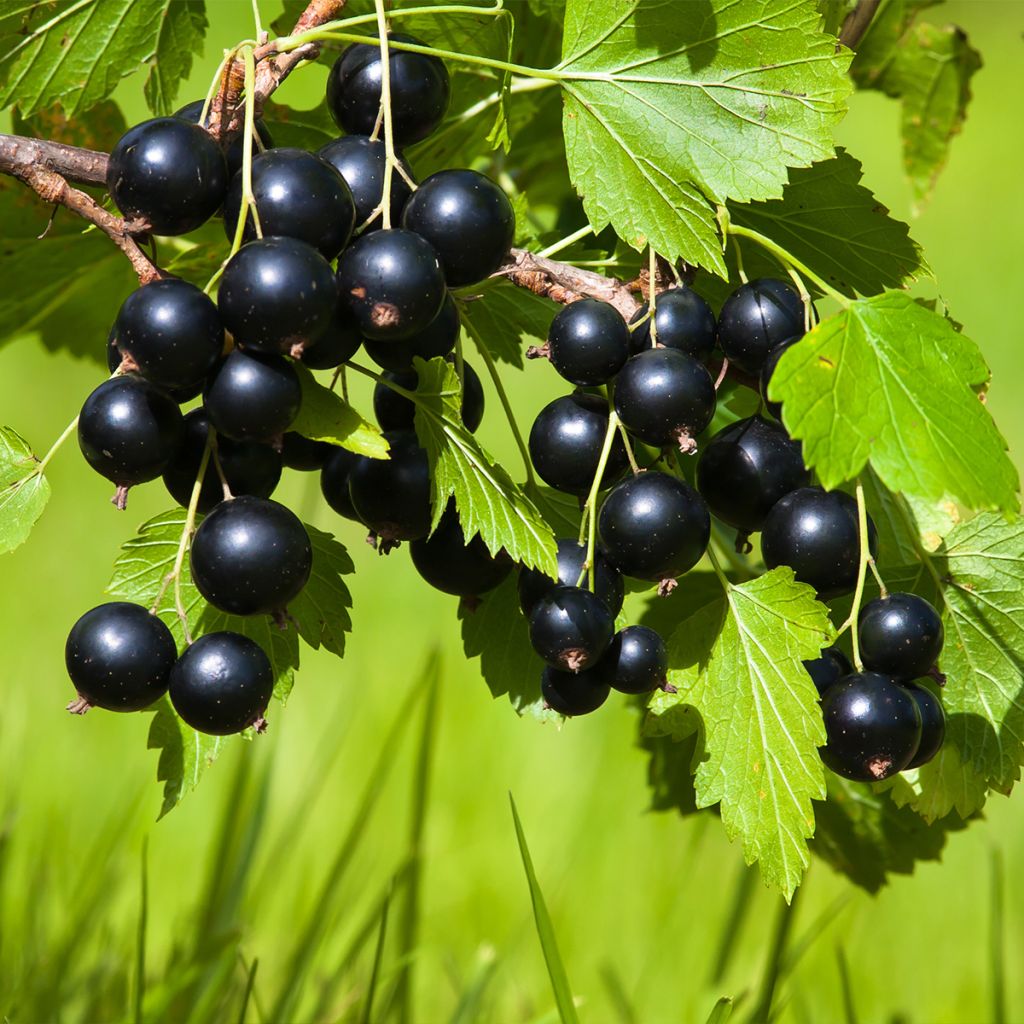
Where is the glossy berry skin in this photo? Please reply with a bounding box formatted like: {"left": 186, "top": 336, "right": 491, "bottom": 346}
{"left": 820, "top": 672, "right": 922, "bottom": 782}
{"left": 528, "top": 585, "right": 615, "bottom": 673}
{"left": 603, "top": 625, "right": 668, "bottom": 694}
{"left": 169, "top": 632, "right": 274, "bottom": 735}
{"left": 106, "top": 328, "right": 203, "bottom": 404}
{"left": 804, "top": 646, "right": 853, "bottom": 698}
{"left": 598, "top": 472, "right": 710, "bottom": 583}
{"left": 401, "top": 170, "right": 515, "bottom": 286}
{"left": 113, "top": 278, "right": 223, "bottom": 389}
{"left": 320, "top": 447, "right": 361, "bottom": 521}
{"left": 174, "top": 100, "right": 273, "bottom": 179}
{"left": 629, "top": 288, "right": 716, "bottom": 360}
{"left": 517, "top": 539, "right": 624, "bottom": 618}
{"left": 107, "top": 118, "right": 227, "bottom": 235}
{"left": 528, "top": 393, "right": 629, "bottom": 496}
{"left": 613, "top": 348, "right": 716, "bottom": 450}
{"left": 695, "top": 416, "right": 810, "bottom": 534}
{"left": 759, "top": 335, "right": 800, "bottom": 420}
{"left": 347, "top": 431, "right": 432, "bottom": 543}
{"left": 906, "top": 684, "right": 946, "bottom": 769}
{"left": 223, "top": 148, "right": 356, "bottom": 260}
{"left": 717, "top": 278, "right": 804, "bottom": 376}
{"left": 218, "top": 237, "right": 337, "bottom": 353}
{"left": 858, "top": 593, "right": 944, "bottom": 680}
{"left": 546, "top": 299, "right": 629, "bottom": 386}
{"left": 541, "top": 664, "right": 611, "bottom": 717}
{"left": 363, "top": 294, "right": 459, "bottom": 372}
{"left": 337, "top": 229, "right": 446, "bottom": 341}
{"left": 190, "top": 496, "right": 312, "bottom": 616}
{"left": 204, "top": 349, "right": 300, "bottom": 443}
{"left": 65, "top": 602, "right": 176, "bottom": 712}
{"left": 298, "top": 296, "right": 363, "bottom": 369}
{"left": 326, "top": 34, "right": 450, "bottom": 146}
{"left": 410, "top": 503, "right": 512, "bottom": 597}
{"left": 318, "top": 135, "right": 414, "bottom": 233}
{"left": 162, "top": 409, "right": 281, "bottom": 514}
{"left": 282, "top": 433, "right": 334, "bottom": 472}
{"left": 761, "top": 487, "right": 878, "bottom": 599}
{"left": 78, "top": 376, "right": 184, "bottom": 487}
{"left": 373, "top": 360, "right": 483, "bottom": 433}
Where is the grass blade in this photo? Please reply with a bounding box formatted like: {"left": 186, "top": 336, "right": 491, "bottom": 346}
{"left": 709, "top": 861, "right": 758, "bottom": 985}
{"left": 509, "top": 794, "right": 579, "bottom": 1024}
{"left": 747, "top": 886, "right": 801, "bottom": 1024}
{"left": 236, "top": 956, "right": 259, "bottom": 1024}
{"left": 359, "top": 879, "right": 393, "bottom": 1024}
{"left": 449, "top": 946, "right": 499, "bottom": 1024}
{"left": 991, "top": 848, "right": 1007, "bottom": 1024}
{"left": 706, "top": 996, "right": 734, "bottom": 1024}
{"left": 134, "top": 837, "right": 149, "bottom": 1024}
{"left": 599, "top": 962, "right": 637, "bottom": 1024}
{"left": 835, "top": 945, "right": 857, "bottom": 1024}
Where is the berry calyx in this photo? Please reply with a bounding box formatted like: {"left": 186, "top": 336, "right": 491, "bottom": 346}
{"left": 804, "top": 646, "right": 853, "bottom": 698}
{"left": 517, "top": 539, "right": 624, "bottom": 618}
{"left": 603, "top": 625, "right": 669, "bottom": 694}
{"left": 858, "top": 592, "right": 944, "bottom": 681}
{"left": 318, "top": 135, "right": 415, "bottom": 233}
{"left": 528, "top": 584, "right": 615, "bottom": 672}
{"left": 541, "top": 664, "right": 611, "bottom": 717}
{"left": 544, "top": 298, "right": 630, "bottom": 387}
{"left": 203, "top": 349, "right": 301, "bottom": 443}
{"left": 717, "top": 278, "right": 804, "bottom": 375}
{"left": 629, "top": 288, "right": 716, "bottom": 360}
{"left": 362, "top": 294, "right": 460, "bottom": 372}
{"left": 905, "top": 684, "right": 946, "bottom": 769}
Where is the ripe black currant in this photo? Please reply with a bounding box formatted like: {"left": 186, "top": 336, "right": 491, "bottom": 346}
{"left": 282, "top": 433, "right": 334, "bottom": 472}
{"left": 716, "top": 278, "right": 804, "bottom": 375}
{"left": 541, "top": 664, "right": 611, "bottom": 717}
{"left": 297, "top": 295, "right": 363, "bottom": 369}
{"left": 374, "top": 360, "right": 483, "bottom": 433}
{"left": 528, "top": 585, "right": 615, "bottom": 673}
{"left": 362, "top": 293, "right": 459, "bottom": 372}
{"left": 804, "top": 646, "right": 852, "bottom": 697}
{"left": 695, "top": 416, "right": 810, "bottom": 534}
{"left": 326, "top": 33, "right": 450, "bottom": 146}
{"left": 410, "top": 503, "right": 512, "bottom": 597}
{"left": 320, "top": 447, "right": 361, "bottom": 521}
{"left": 613, "top": 348, "right": 716, "bottom": 451}
{"left": 528, "top": 393, "right": 629, "bottom": 496}
{"left": 759, "top": 335, "right": 800, "bottom": 420}
{"left": 603, "top": 625, "right": 668, "bottom": 694}
{"left": 169, "top": 631, "right": 274, "bottom": 735}
{"left": 858, "top": 593, "right": 944, "bottom": 680}
{"left": 598, "top": 472, "right": 710, "bottom": 584}
{"left": 819, "top": 672, "right": 922, "bottom": 782}
{"left": 761, "top": 487, "right": 878, "bottom": 599}
{"left": 629, "top": 287, "right": 716, "bottom": 360}
{"left": 347, "top": 431, "right": 432, "bottom": 544}
{"left": 174, "top": 99, "right": 274, "bottom": 179}
{"left": 906, "top": 684, "right": 946, "bottom": 769}
{"left": 190, "top": 496, "right": 312, "bottom": 616}
{"left": 106, "top": 328, "right": 203, "bottom": 404}
{"left": 545, "top": 298, "right": 630, "bottom": 387}
{"left": 113, "top": 278, "right": 223, "bottom": 390}
{"left": 336, "top": 229, "right": 446, "bottom": 341}
{"left": 318, "top": 135, "right": 415, "bottom": 233}
{"left": 107, "top": 117, "right": 227, "bottom": 235}
{"left": 518, "top": 539, "right": 624, "bottom": 618}
{"left": 401, "top": 169, "right": 515, "bottom": 286}
{"left": 65, "top": 602, "right": 176, "bottom": 712}
{"left": 223, "top": 148, "right": 356, "bottom": 260}
{"left": 204, "top": 349, "right": 301, "bottom": 443}
{"left": 218, "top": 237, "right": 337, "bottom": 353}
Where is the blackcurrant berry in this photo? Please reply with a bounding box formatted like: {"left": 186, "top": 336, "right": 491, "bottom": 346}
{"left": 804, "top": 646, "right": 853, "bottom": 697}
{"left": 528, "top": 585, "right": 614, "bottom": 672}
{"left": 628, "top": 288, "right": 716, "bottom": 360}
{"left": 320, "top": 446, "right": 361, "bottom": 521}
{"left": 545, "top": 299, "right": 630, "bottom": 386}
{"left": 603, "top": 625, "right": 668, "bottom": 694}
{"left": 282, "top": 433, "right": 334, "bottom": 471}
{"left": 218, "top": 237, "right": 337, "bottom": 354}
{"left": 190, "top": 496, "right": 312, "bottom": 616}
{"left": 336, "top": 229, "right": 446, "bottom": 341}
{"left": 297, "top": 295, "right": 363, "bottom": 369}
{"left": 223, "top": 148, "right": 356, "bottom": 260}
{"left": 905, "top": 684, "right": 946, "bottom": 769}
{"left": 362, "top": 293, "right": 459, "bottom": 372}
{"left": 174, "top": 99, "right": 274, "bottom": 179}
{"left": 373, "top": 360, "right": 483, "bottom": 433}
{"left": 401, "top": 169, "right": 515, "bottom": 286}
{"left": 858, "top": 593, "right": 944, "bottom": 680}
{"left": 541, "top": 664, "right": 611, "bottom": 717}
{"left": 598, "top": 472, "right": 710, "bottom": 584}
{"left": 820, "top": 672, "right": 922, "bottom": 782}
{"left": 410, "top": 503, "right": 512, "bottom": 597}
{"left": 113, "top": 278, "right": 223, "bottom": 390}
{"left": 528, "top": 393, "right": 629, "bottom": 496}
{"left": 107, "top": 117, "right": 227, "bottom": 235}
{"left": 318, "top": 135, "right": 414, "bottom": 233}
{"left": 517, "top": 539, "right": 624, "bottom": 618}
{"left": 169, "top": 631, "right": 274, "bottom": 735}
{"left": 162, "top": 409, "right": 281, "bottom": 514}
{"left": 759, "top": 335, "right": 800, "bottom": 420}
{"left": 717, "top": 278, "right": 804, "bottom": 375}
{"left": 326, "top": 33, "right": 450, "bottom": 146}
{"left": 65, "top": 602, "right": 176, "bottom": 712}
{"left": 204, "top": 349, "right": 301, "bottom": 443}
{"left": 347, "top": 431, "right": 432, "bottom": 544}
{"left": 761, "top": 487, "right": 878, "bottom": 599}
{"left": 695, "top": 416, "right": 810, "bottom": 534}
{"left": 614, "top": 348, "right": 716, "bottom": 452}
{"left": 106, "top": 328, "right": 203, "bottom": 404}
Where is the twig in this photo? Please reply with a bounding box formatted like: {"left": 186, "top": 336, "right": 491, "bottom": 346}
{"left": 838, "top": 0, "right": 881, "bottom": 49}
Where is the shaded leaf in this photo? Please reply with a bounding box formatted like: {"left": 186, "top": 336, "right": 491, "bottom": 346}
{"left": 262, "top": 100, "right": 338, "bottom": 151}
{"left": 12, "top": 98, "right": 127, "bottom": 150}
{"left": 0, "top": 426, "right": 51, "bottom": 554}
{"left": 144, "top": 0, "right": 207, "bottom": 115}
{"left": 459, "top": 280, "right": 559, "bottom": 369}
{"left": 286, "top": 523, "right": 354, "bottom": 657}
{"left": 147, "top": 696, "right": 223, "bottom": 819}
{"left": 291, "top": 363, "right": 389, "bottom": 459}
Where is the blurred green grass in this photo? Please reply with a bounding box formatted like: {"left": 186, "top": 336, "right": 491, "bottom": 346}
{"left": 2, "top": 2, "right": 1024, "bottom": 1021}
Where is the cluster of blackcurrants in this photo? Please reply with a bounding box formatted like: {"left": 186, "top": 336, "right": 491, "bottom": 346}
{"left": 64, "top": 35, "right": 521, "bottom": 735}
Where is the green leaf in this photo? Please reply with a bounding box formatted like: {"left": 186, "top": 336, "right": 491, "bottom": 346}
{"left": 147, "top": 696, "right": 223, "bottom": 819}
{"left": 459, "top": 280, "right": 559, "bottom": 369}
{"left": 729, "top": 150, "right": 929, "bottom": 298}
{"left": 413, "top": 357, "right": 557, "bottom": 574}
{"left": 144, "top": 0, "right": 207, "bottom": 115}
{"left": 647, "top": 568, "right": 835, "bottom": 899}
{"left": 0, "top": 426, "right": 51, "bottom": 555}
{"left": 262, "top": 100, "right": 338, "bottom": 151}
{"left": 557, "top": 0, "right": 852, "bottom": 271}
{"left": 291, "top": 363, "right": 389, "bottom": 459}
{"left": 286, "top": 524, "right": 354, "bottom": 657}
{"left": 771, "top": 291, "right": 1019, "bottom": 513}
{"left": 12, "top": 97, "right": 127, "bottom": 150}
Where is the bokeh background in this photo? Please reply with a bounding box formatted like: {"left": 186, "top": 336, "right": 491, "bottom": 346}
{"left": 2, "top": 2, "right": 1023, "bottom": 1021}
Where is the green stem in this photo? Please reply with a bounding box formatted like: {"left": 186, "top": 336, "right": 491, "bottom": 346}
{"left": 847, "top": 482, "right": 871, "bottom": 671}
{"left": 705, "top": 544, "right": 732, "bottom": 591}
{"left": 537, "top": 224, "right": 594, "bottom": 260}
{"left": 578, "top": 412, "right": 621, "bottom": 591}
{"left": 241, "top": 46, "right": 262, "bottom": 239}
{"left": 250, "top": 0, "right": 263, "bottom": 37}
{"left": 648, "top": 246, "right": 659, "bottom": 345}
{"left": 37, "top": 414, "right": 80, "bottom": 475}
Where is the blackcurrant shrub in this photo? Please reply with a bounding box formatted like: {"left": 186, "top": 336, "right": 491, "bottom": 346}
{"left": 107, "top": 117, "right": 227, "bottom": 235}
{"left": 804, "top": 646, "right": 852, "bottom": 698}
{"left": 717, "top": 278, "right": 804, "bottom": 375}
{"left": 603, "top": 625, "right": 668, "bottom": 694}
{"left": 819, "top": 672, "right": 922, "bottom": 782}
{"left": 545, "top": 298, "right": 630, "bottom": 386}
{"left": 362, "top": 294, "right": 459, "bottom": 372}
{"left": 282, "top": 433, "right": 334, "bottom": 472}
{"left": 373, "top": 360, "right": 483, "bottom": 434}
{"left": 541, "top": 664, "right": 611, "bottom": 717}
{"left": 169, "top": 631, "right": 274, "bottom": 735}
{"left": 528, "top": 585, "right": 615, "bottom": 672}
{"left": 190, "top": 496, "right": 312, "bottom": 616}
{"left": 320, "top": 447, "right": 361, "bottom": 521}
{"left": 65, "top": 602, "right": 176, "bottom": 712}
{"left": 318, "top": 135, "right": 414, "bottom": 233}
{"left": 204, "top": 349, "right": 301, "bottom": 443}
{"left": 297, "top": 295, "right": 363, "bottom": 369}
{"left": 518, "top": 539, "right": 624, "bottom": 618}
{"left": 858, "top": 592, "right": 944, "bottom": 680}
{"left": 174, "top": 99, "right": 274, "bottom": 179}
{"left": 629, "top": 288, "right": 716, "bottom": 360}
{"left": 759, "top": 335, "right": 800, "bottom": 420}
{"left": 906, "top": 684, "right": 946, "bottom": 769}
